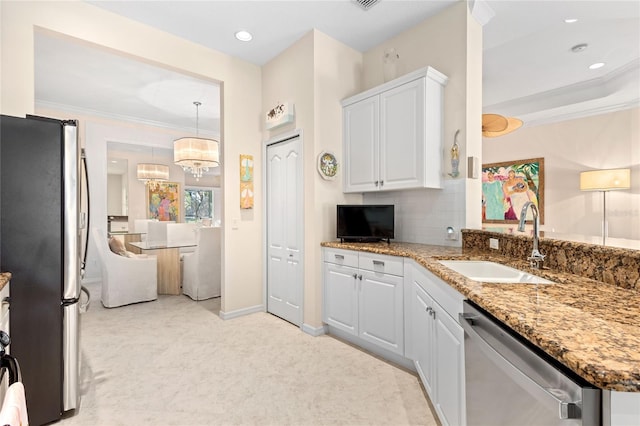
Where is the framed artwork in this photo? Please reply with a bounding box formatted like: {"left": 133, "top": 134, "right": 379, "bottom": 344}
{"left": 147, "top": 182, "right": 180, "bottom": 221}
{"left": 240, "top": 154, "right": 254, "bottom": 209}
{"left": 482, "top": 157, "right": 544, "bottom": 224}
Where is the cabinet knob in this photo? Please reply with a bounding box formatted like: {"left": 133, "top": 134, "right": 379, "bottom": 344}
{"left": 358, "top": 274, "right": 363, "bottom": 280}
{"left": 374, "top": 180, "right": 379, "bottom": 186}
{"left": 380, "top": 180, "right": 384, "bottom": 187}
{"left": 353, "top": 273, "right": 358, "bottom": 279}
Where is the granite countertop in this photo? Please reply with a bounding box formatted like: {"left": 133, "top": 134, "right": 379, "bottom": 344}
{"left": 0, "top": 272, "right": 11, "bottom": 291}
{"left": 321, "top": 241, "right": 640, "bottom": 392}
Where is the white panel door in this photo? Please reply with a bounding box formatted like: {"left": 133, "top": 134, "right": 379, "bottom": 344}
{"left": 379, "top": 77, "right": 425, "bottom": 190}
{"left": 266, "top": 136, "right": 303, "bottom": 326}
{"left": 435, "top": 305, "right": 465, "bottom": 426}
{"left": 413, "top": 281, "right": 435, "bottom": 398}
{"left": 358, "top": 270, "right": 404, "bottom": 355}
{"left": 343, "top": 96, "right": 379, "bottom": 192}
{"left": 323, "top": 262, "right": 358, "bottom": 335}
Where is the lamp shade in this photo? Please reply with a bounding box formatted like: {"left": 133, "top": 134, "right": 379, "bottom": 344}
{"left": 173, "top": 137, "right": 220, "bottom": 179}
{"left": 137, "top": 163, "right": 169, "bottom": 181}
{"left": 579, "top": 168, "right": 631, "bottom": 191}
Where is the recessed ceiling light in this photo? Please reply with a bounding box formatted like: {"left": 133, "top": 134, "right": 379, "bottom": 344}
{"left": 235, "top": 30, "right": 253, "bottom": 42}
{"left": 564, "top": 18, "right": 578, "bottom": 23}
{"left": 589, "top": 62, "right": 605, "bottom": 70}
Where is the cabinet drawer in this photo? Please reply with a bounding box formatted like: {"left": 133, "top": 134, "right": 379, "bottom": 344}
{"left": 358, "top": 252, "right": 404, "bottom": 276}
{"left": 323, "top": 248, "right": 358, "bottom": 268}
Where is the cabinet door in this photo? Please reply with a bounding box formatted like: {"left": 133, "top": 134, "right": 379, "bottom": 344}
{"left": 358, "top": 270, "right": 404, "bottom": 355}
{"left": 323, "top": 262, "right": 358, "bottom": 335}
{"left": 434, "top": 305, "right": 465, "bottom": 426}
{"left": 343, "top": 96, "right": 379, "bottom": 193}
{"left": 379, "top": 77, "right": 425, "bottom": 191}
{"left": 413, "top": 281, "right": 435, "bottom": 397}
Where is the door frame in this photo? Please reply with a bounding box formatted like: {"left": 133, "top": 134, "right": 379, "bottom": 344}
{"left": 262, "top": 128, "right": 304, "bottom": 327}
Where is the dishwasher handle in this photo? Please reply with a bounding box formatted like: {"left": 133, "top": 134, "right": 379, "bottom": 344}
{"left": 459, "top": 313, "right": 581, "bottom": 420}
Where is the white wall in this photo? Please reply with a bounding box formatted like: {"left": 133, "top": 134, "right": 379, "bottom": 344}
{"left": 262, "top": 30, "right": 363, "bottom": 328}
{"left": 483, "top": 108, "right": 640, "bottom": 243}
{"left": 2, "top": 1, "right": 263, "bottom": 314}
{"left": 362, "top": 1, "right": 483, "bottom": 245}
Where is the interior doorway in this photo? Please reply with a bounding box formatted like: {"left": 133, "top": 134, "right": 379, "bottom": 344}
{"left": 265, "top": 132, "right": 304, "bottom": 327}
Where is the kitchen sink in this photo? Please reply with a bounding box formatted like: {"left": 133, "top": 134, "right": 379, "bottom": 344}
{"left": 438, "top": 260, "right": 554, "bottom": 284}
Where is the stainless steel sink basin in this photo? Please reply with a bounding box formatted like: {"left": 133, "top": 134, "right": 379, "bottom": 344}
{"left": 438, "top": 260, "right": 554, "bottom": 284}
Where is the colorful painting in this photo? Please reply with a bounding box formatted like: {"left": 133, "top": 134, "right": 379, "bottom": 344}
{"left": 240, "top": 154, "right": 254, "bottom": 209}
{"left": 147, "top": 182, "right": 180, "bottom": 221}
{"left": 482, "top": 158, "right": 544, "bottom": 224}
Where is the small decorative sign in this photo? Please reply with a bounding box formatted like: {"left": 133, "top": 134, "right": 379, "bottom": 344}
{"left": 265, "top": 101, "right": 294, "bottom": 130}
{"left": 240, "top": 154, "right": 254, "bottom": 209}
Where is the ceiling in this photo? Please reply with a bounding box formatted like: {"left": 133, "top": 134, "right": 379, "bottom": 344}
{"left": 35, "top": 0, "right": 640, "bottom": 133}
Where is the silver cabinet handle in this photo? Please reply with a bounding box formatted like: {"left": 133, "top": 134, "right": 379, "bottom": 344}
{"left": 334, "top": 254, "right": 344, "bottom": 260}
{"left": 372, "top": 260, "right": 384, "bottom": 266}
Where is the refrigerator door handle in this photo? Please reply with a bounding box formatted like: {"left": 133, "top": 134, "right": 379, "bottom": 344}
{"left": 63, "top": 121, "right": 81, "bottom": 301}
{"left": 62, "top": 302, "right": 79, "bottom": 412}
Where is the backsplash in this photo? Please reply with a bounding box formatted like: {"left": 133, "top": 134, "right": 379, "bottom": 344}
{"left": 364, "top": 179, "right": 465, "bottom": 246}
{"left": 462, "top": 229, "right": 640, "bottom": 290}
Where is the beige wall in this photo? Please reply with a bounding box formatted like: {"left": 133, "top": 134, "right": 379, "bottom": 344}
{"left": 483, "top": 108, "right": 640, "bottom": 243}
{"left": 262, "top": 30, "right": 362, "bottom": 328}
{"left": 1, "top": 1, "right": 263, "bottom": 314}
{"left": 362, "top": 1, "right": 483, "bottom": 234}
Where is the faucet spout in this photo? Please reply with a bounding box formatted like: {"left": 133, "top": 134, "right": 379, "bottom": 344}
{"left": 518, "top": 201, "right": 545, "bottom": 268}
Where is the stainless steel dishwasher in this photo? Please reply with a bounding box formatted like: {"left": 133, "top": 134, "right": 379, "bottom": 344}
{"left": 460, "top": 301, "right": 601, "bottom": 426}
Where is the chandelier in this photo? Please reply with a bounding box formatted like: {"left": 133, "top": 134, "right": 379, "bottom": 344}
{"left": 174, "top": 101, "right": 220, "bottom": 180}
{"left": 137, "top": 163, "right": 169, "bottom": 190}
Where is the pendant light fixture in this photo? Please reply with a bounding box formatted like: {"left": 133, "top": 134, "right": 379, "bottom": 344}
{"left": 174, "top": 101, "right": 220, "bottom": 180}
{"left": 136, "top": 162, "right": 169, "bottom": 190}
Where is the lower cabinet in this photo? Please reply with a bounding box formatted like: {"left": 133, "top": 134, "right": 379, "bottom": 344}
{"left": 410, "top": 263, "right": 465, "bottom": 426}
{"left": 323, "top": 248, "right": 404, "bottom": 356}
{"left": 322, "top": 249, "right": 464, "bottom": 425}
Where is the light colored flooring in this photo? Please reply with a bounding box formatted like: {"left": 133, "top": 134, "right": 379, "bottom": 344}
{"left": 60, "top": 282, "right": 438, "bottom": 425}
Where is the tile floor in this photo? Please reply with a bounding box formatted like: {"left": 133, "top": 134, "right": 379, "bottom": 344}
{"left": 59, "top": 282, "right": 437, "bottom": 425}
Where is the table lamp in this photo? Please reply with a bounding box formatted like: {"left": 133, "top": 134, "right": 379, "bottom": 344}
{"left": 579, "top": 168, "right": 631, "bottom": 245}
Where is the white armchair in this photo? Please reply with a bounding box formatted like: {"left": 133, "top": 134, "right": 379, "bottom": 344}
{"left": 167, "top": 223, "right": 197, "bottom": 255}
{"left": 182, "top": 227, "right": 221, "bottom": 300}
{"left": 92, "top": 227, "right": 158, "bottom": 308}
{"left": 146, "top": 221, "right": 174, "bottom": 246}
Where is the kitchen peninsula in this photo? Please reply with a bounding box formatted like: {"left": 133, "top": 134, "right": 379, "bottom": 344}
{"left": 322, "top": 229, "right": 640, "bottom": 423}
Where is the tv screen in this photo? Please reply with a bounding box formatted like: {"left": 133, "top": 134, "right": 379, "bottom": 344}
{"left": 337, "top": 205, "right": 394, "bottom": 243}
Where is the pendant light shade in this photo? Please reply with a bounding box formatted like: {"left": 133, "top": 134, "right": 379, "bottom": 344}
{"left": 174, "top": 101, "right": 220, "bottom": 180}
{"left": 137, "top": 163, "right": 169, "bottom": 190}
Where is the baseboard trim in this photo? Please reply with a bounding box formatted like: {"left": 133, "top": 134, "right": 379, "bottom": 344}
{"left": 302, "top": 323, "right": 328, "bottom": 337}
{"left": 219, "top": 304, "right": 264, "bottom": 320}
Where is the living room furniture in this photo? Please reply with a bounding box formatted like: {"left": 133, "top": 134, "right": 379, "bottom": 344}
{"left": 92, "top": 228, "right": 158, "bottom": 308}
{"left": 182, "top": 227, "right": 221, "bottom": 301}
{"left": 128, "top": 240, "right": 196, "bottom": 295}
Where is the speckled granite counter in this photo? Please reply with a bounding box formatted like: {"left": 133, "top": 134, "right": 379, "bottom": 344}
{"left": 321, "top": 241, "right": 640, "bottom": 392}
{"left": 0, "top": 272, "right": 10, "bottom": 291}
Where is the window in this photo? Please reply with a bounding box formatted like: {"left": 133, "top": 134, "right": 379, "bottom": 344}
{"left": 184, "top": 187, "right": 213, "bottom": 223}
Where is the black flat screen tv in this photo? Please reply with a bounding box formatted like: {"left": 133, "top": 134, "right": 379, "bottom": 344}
{"left": 337, "top": 204, "right": 394, "bottom": 243}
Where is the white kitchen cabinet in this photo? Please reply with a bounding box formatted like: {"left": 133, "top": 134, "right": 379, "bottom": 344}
{"left": 408, "top": 263, "right": 465, "bottom": 426}
{"left": 342, "top": 67, "right": 448, "bottom": 193}
{"left": 323, "top": 248, "right": 404, "bottom": 356}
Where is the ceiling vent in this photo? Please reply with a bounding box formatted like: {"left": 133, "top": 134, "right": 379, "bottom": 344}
{"left": 353, "top": 0, "right": 381, "bottom": 11}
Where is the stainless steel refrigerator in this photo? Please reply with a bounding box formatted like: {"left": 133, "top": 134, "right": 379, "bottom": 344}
{"left": 0, "top": 114, "right": 89, "bottom": 425}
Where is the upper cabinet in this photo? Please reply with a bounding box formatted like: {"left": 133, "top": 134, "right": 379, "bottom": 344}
{"left": 342, "top": 67, "right": 448, "bottom": 193}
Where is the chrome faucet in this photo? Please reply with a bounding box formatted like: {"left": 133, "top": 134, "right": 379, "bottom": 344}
{"left": 518, "top": 201, "right": 545, "bottom": 269}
